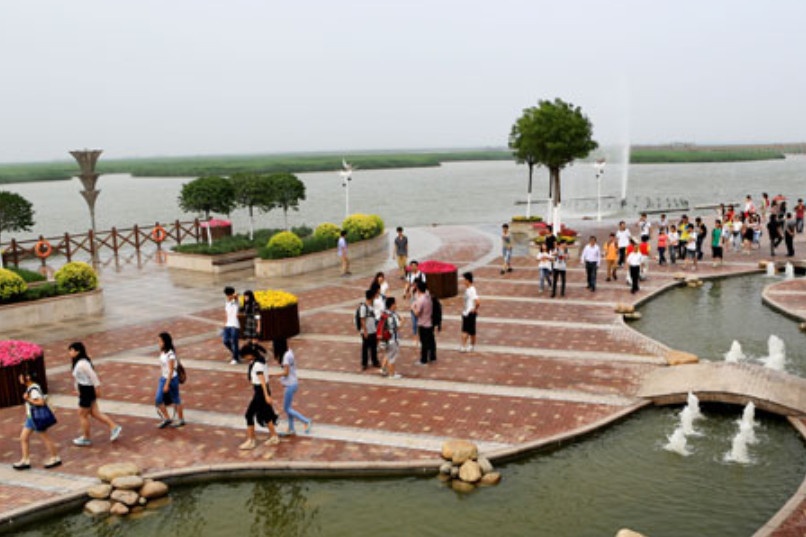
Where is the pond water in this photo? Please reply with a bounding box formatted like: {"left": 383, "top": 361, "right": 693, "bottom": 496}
{"left": 16, "top": 404, "right": 806, "bottom": 537}
{"left": 633, "top": 273, "right": 806, "bottom": 378}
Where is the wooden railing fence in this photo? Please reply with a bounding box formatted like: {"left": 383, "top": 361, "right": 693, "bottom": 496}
{"left": 1, "top": 219, "right": 203, "bottom": 267}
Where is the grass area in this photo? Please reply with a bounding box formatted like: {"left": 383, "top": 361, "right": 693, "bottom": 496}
{"left": 8, "top": 267, "right": 47, "bottom": 283}
{"left": 172, "top": 226, "right": 313, "bottom": 255}
{"left": 630, "top": 145, "right": 798, "bottom": 163}
{"left": 0, "top": 150, "right": 513, "bottom": 184}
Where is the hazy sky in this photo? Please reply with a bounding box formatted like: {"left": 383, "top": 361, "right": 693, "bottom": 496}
{"left": 1, "top": 0, "right": 804, "bottom": 163}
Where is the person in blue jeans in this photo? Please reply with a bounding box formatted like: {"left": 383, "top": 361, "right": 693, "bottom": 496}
{"left": 223, "top": 286, "right": 240, "bottom": 364}
{"left": 155, "top": 332, "right": 185, "bottom": 429}
{"left": 271, "top": 338, "right": 313, "bottom": 436}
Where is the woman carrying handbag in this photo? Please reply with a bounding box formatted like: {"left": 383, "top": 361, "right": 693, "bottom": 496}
{"left": 13, "top": 369, "right": 61, "bottom": 470}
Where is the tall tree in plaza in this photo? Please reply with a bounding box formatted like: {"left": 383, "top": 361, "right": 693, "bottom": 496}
{"left": 510, "top": 98, "right": 598, "bottom": 229}
{"left": 177, "top": 175, "right": 236, "bottom": 221}
{"left": 232, "top": 172, "right": 275, "bottom": 240}
{"left": 0, "top": 191, "right": 35, "bottom": 251}
{"left": 268, "top": 173, "right": 306, "bottom": 230}
{"left": 509, "top": 109, "right": 541, "bottom": 219}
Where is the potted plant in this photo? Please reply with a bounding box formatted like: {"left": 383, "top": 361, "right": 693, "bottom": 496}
{"left": 0, "top": 340, "right": 47, "bottom": 408}
{"left": 242, "top": 289, "right": 300, "bottom": 340}
{"left": 418, "top": 260, "right": 458, "bottom": 299}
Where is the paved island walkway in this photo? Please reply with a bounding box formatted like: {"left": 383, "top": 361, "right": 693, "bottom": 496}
{"left": 1, "top": 223, "right": 805, "bottom": 536}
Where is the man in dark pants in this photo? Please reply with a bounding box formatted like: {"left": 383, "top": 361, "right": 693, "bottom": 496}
{"left": 785, "top": 213, "right": 796, "bottom": 257}
{"left": 767, "top": 214, "right": 781, "bottom": 256}
{"left": 580, "top": 236, "right": 601, "bottom": 292}
{"left": 412, "top": 280, "right": 437, "bottom": 364}
{"left": 359, "top": 289, "right": 380, "bottom": 370}
{"left": 695, "top": 217, "right": 707, "bottom": 261}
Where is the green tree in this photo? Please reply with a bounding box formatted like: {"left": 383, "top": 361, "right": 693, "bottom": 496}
{"left": 510, "top": 98, "right": 598, "bottom": 229}
{"left": 0, "top": 190, "right": 35, "bottom": 249}
{"left": 231, "top": 172, "right": 275, "bottom": 240}
{"left": 509, "top": 109, "right": 541, "bottom": 219}
{"left": 178, "top": 176, "right": 236, "bottom": 221}
{"left": 268, "top": 173, "right": 306, "bottom": 230}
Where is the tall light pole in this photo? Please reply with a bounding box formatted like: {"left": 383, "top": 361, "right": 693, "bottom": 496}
{"left": 594, "top": 159, "right": 606, "bottom": 222}
{"left": 339, "top": 159, "right": 353, "bottom": 219}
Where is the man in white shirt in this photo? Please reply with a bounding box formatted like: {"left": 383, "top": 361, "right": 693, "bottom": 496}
{"left": 460, "top": 272, "right": 480, "bottom": 352}
{"left": 223, "top": 286, "right": 241, "bottom": 364}
{"left": 580, "top": 236, "right": 601, "bottom": 292}
{"left": 626, "top": 244, "right": 643, "bottom": 294}
{"left": 637, "top": 213, "right": 651, "bottom": 243}
{"left": 615, "top": 221, "right": 632, "bottom": 267}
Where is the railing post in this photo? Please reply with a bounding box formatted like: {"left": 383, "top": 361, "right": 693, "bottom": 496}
{"left": 10, "top": 238, "right": 19, "bottom": 267}
{"left": 194, "top": 218, "right": 201, "bottom": 242}
{"left": 155, "top": 222, "right": 162, "bottom": 250}
{"left": 133, "top": 224, "right": 141, "bottom": 254}
{"left": 111, "top": 227, "right": 119, "bottom": 257}
{"left": 38, "top": 235, "right": 46, "bottom": 267}
{"left": 175, "top": 219, "right": 182, "bottom": 246}
{"left": 89, "top": 229, "right": 96, "bottom": 259}
{"left": 64, "top": 232, "right": 72, "bottom": 262}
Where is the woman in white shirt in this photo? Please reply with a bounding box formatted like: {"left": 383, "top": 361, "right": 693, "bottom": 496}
{"left": 155, "top": 332, "right": 185, "bottom": 429}
{"left": 536, "top": 243, "right": 553, "bottom": 293}
{"left": 271, "top": 338, "right": 312, "bottom": 436}
{"left": 239, "top": 344, "right": 280, "bottom": 450}
{"left": 69, "top": 342, "right": 122, "bottom": 447}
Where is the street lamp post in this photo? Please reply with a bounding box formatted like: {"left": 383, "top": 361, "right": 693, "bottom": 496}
{"left": 594, "top": 159, "right": 606, "bottom": 222}
{"left": 339, "top": 159, "right": 353, "bottom": 219}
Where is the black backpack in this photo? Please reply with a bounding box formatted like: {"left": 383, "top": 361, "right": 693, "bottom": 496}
{"left": 431, "top": 295, "right": 442, "bottom": 331}
{"left": 355, "top": 303, "right": 363, "bottom": 332}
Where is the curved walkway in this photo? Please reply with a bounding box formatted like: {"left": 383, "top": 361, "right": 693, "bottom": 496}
{"left": 1, "top": 223, "right": 805, "bottom": 536}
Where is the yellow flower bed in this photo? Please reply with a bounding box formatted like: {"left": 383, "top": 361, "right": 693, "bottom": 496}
{"left": 248, "top": 289, "right": 298, "bottom": 310}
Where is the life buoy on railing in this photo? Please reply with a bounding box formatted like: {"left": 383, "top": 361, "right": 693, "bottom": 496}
{"left": 34, "top": 239, "right": 53, "bottom": 259}
{"left": 151, "top": 225, "right": 168, "bottom": 243}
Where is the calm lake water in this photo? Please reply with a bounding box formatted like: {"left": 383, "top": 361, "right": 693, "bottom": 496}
{"left": 3, "top": 156, "right": 806, "bottom": 242}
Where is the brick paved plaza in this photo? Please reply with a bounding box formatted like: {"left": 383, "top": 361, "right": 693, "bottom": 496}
{"left": 2, "top": 223, "right": 805, "bottom": 536}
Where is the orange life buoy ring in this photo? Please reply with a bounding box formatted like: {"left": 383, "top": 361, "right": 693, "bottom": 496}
{"left": 34, "top": 240, "right": 53, "bottom": 259}
{"left": 151, "top": 225, "right": 168, "bottom": 243}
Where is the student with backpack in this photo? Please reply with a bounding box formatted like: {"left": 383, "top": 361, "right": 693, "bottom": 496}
{"left": 357, "top": 288, "right": 380, "bottom": 371}
{"left": 13, "top": 369, "right": 61, "bottom": 470}
{"left": 378, "top": 296, "right": 403, "bottom": 379}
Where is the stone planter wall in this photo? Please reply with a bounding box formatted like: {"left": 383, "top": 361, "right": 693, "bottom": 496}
{"left": 255, "top": 232, "right": 388, "bottom": 278}
{"left": 0, "top": 353, "right": 48, "bottom": 408}
{"left": 0, "top": 289, "right": 104, "bottom": 333}
{"left": 166, "top": 249, "right": 257, "bottom": 274}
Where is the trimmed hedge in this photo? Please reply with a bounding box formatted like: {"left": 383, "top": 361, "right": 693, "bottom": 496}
{"left": 265, "top": 231, "right": 303, "bottom": 259}
{"left": 54, "top": 262, "right": 98, "bottom": 294}
{"left": 0, "top": 268, "right": 27, "bottom": 301}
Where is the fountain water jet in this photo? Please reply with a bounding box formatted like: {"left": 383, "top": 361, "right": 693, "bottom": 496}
{"left": 766, "top": 262, "right": 776, "bottom": 277}
{"left": 785, "top": 262, "right": 795, "bottom": 279}
{"left": 664, "top": 426, "right": 691, "bottom": 456}
{"left": 762, "top": 335, "right": 786, "bottom": 371}
{"left": 724, "top": 341, "right": 746, "bottom": 363}
{"left": 686, "top": 392, "right": 703, "bottom": 421}
{"left": 725, "top": 402, "right": 759, "bottom": 463}
{"left": 679, "top": 407, "right": 700, "bottom": 436}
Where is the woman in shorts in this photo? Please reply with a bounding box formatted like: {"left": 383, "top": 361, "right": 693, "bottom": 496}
{"left": 12, "top": 369, "right": 61, "bottom": 470}
{"left": 155, "top": 332, "right": 185, "bottom": 429}
{"left": 69, "top": 342, "right": 122, "bottom": 446}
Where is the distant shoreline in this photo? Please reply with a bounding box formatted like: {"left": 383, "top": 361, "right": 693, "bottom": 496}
{"left": 0, "top": 144, "right": 803, "bottom": 185}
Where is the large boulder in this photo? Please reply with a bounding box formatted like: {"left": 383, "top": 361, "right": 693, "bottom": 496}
{"left": 477, "top": 456, "right": 494, "bottom": 475}
{"left": 441, "top": 439, "right": 478, "bottom": 464}
{"left": 439, "top": 462, "right": 453, "bottom": 475}
{"left": 111, "top": 475, "right": 145, "bottom": 490}
{"left": 140, "top": 480, "right": 169, "bottom": 500}
{"left": 666, "top": 350, "right": 699, "bottom": 366}
{"left": 98, "top": 462, "right": 141, "bottom": 483}
{"left": 87, "top": 484, "right": 113, "bottom": 499}
{"left": 458, "top": 461, "right": 482, "bottom": 483}
{"left": 479, "top": 472, "right": 502, "bottom": 486}
{"left": 84, "top": 500, "right": 111, "bottom": 516}
{"left": 614, "top": 303, "right": 635, "bottom": 314}
{"left": 451, "top": 480, "right": 476, "bottom": 493}
{"left": 110, "top": 502, "right": 131, "bottom": 516}
{"left": 110, "top": 489, "right": 140, "bottom": 507}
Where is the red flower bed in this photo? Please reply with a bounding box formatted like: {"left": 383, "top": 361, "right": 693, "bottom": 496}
{"left": 0, "top": 340, "right": 42, "bottom": 368}
{"left": 418, "top": 260, "right": 458, "bottom": 274}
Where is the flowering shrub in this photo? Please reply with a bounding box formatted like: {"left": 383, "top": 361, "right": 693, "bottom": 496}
{"left": 512, "top": 215, "right": 543, "bottom": 222}
{"left": 0, "top": 268, "right": 28, "bottom": 301}
{"left": 558, "top": 235, "right": 577, "bottom": 244}
{"left": 54, "top": 262, "right": 98, "bottom": 294}
{"left": 0, "top": 340, "right": 43, "bottom": 368}
{"left": 266, "top": 231, "right": 303, "bottom": 258}
{"left": 342, "top": 214, "right": 384, "bottom": 241}
{"left": 252, "top": 289, "right": 298, "bottom": 310}
{"left": 418, "top": 260, "right": 457, "bottom": 274}
{"left": 559, "top": 226, "right": 578, "bottom": 237}
{"left": 314, "top": 222, "right": 341, "bottom": 241}
{"left": 200, "top": 219, "right": 232, "bottom": 228}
